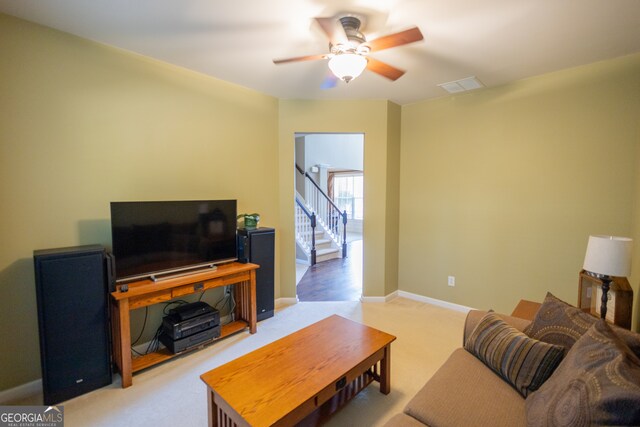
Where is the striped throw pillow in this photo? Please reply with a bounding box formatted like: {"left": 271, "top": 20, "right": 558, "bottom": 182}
{"left": 464, "top": 312, "right": 564, "bottom": 397}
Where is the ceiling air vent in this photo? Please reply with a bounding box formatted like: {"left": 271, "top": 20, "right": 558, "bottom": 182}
{"left": 437, "top": 76, "right": 484, "bottom": 94}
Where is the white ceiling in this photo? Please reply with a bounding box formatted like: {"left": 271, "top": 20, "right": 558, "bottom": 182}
{"left": 2, "top": 0, "right": 640, "bottom": 105}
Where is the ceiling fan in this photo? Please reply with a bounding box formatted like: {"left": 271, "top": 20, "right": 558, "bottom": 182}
{"left": 273, "top": 16, "right": 424, "bottom": 86}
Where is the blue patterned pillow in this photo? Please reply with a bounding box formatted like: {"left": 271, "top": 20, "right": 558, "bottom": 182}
{"left": 523, "top": 292, "right": 640, "bottom": 358}
{"left": 526, "top": 320, "right": 640, "bottom": 426}
{"left": 465, "top": 312, "right": 564, "bottom": 397}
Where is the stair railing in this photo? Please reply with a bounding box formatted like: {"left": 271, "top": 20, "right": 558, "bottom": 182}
{"left": 295, "top": 164, "right": 348, "bottom": 259}
{"left": 295, "top": 196, "right": 317, "bottom": 265}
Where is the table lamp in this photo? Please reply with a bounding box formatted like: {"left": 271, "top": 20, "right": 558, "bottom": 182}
{"left": 582, "top": 235, "right": 633, "bottom": 319}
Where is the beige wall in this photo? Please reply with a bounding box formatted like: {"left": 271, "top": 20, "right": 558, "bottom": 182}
{"left": 399, "top": 54, "right": 640, "bottom": 328}
{"left": 2, "top": 11, "right": 639, "bottom": 395}
{"left": 278, "top": 100, "right": 401, "bottom": 299}
{"left": 0, "top": 14, "right": 279, "bottom": 390}
{"left": 385, "top": 102, "right": 402, "bottom": 295}
{"left": 633, "top": 130, "right": 640, "bottom": 331}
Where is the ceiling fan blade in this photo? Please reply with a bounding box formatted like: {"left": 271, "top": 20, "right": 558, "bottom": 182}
{"left": 315, "top": 17, "right": 348, "bottom": 46}
{"left": 366, "top": 58, "right": 406, "bottom": 81}
{"left": 365, "top": 27, "right": 424, "bottom": 52}
{"left": 273, "top": 54, "right": 328, "bottom": 65}
{"left": 320, "top": 73, "right": 338, "bottom": 90}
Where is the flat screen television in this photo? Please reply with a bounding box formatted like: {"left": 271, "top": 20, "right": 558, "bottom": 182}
{"left": 110, "top": 200, "right": 237, "bottom": 282}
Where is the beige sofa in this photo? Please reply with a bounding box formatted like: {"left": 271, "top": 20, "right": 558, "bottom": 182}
{"left": 384, "top": 297, "right": 640, "bottom": 427}
{"left": 385, "top": 311, "right": 531, "bottom": 427}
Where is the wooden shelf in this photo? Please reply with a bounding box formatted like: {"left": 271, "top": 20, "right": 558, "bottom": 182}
{"left": 132, "top": 348, "right": 174, "bottom": 372}
{"left": 577, "top": 270, "right": 633, "bottom": 329}
{"left": 131, "top": 320, "right": 250, "bottom": 373}
{"left": 221, "top": 319, "right": 250, "bottom": 336}
{"left": 111, "top": 262, "right": 259, "bottom": 387}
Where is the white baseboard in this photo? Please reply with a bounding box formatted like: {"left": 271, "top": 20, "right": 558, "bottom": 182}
{"left": 360, "top": 296, "right": 385, "bottom": 303}
{"left": 397, "top": 290, "right": 474, "bottom": 313}
{"left": 360, "top": 291, "right": 398, "bottom": 303}
{"left": 0, "top": 379, "right": 41, "bottom": 404}
{"left": 275, "top": 297, "right": 298, "bottom": 308}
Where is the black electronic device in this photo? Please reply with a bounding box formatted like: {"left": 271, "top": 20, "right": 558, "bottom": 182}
{"left": 110, "top": 200, "right": 237, "bottom": 282}
{"left": 33, "top": 245, "right": 113, "bottom": 405}
{"left": 237, "top": 227, "right": 275, "bottom": 321}
{"left": 162, "top": 310, "right": 220, "bottom": 340}
{"left": 159, "top": 325, "right": 221, "bottom": 354}
{"left": 168, "top": 301, "right": 216, "bottom": 321}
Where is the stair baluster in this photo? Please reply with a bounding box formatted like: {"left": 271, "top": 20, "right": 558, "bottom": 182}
{"left": 295, "top": 197, "right": 317, "bottom": 265}
{"left": 296, "top": 164, "right": 347, "bottom": 260}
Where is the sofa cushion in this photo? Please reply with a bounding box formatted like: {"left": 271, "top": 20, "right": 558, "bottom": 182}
{"left": 525, "top": 320, "right": 640, "bottom": 427}
{"left": 464, "top": 312, "right": 563, "bottom": 397}
{"left": 524, "top": 292, "right": 640, "bottom": 358}
{"left": 383, "top": 413, "right": 428, "bottom": 427}
{"left": 464, "top": 310, "right": 531, "bottom": 344}
{"left": 404, "top": 348, "right": 526, "bottom": 427}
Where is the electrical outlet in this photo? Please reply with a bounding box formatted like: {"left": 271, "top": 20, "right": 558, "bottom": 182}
{"left": 448, "top": 276, "right": 455, "bottom": 287}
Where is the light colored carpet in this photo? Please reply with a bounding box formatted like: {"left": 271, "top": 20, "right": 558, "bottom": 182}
{"left": 18, "top": 298, "right": 467, "bottom": 426}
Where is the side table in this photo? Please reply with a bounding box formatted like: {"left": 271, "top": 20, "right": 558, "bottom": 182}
{"left": 511, "top": 299, "right": 541, "bottom": 321}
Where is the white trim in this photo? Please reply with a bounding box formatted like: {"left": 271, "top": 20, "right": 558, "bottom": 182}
{"left": 0, "top": 379, "right": 41, "bottom": 404}
{"left": 275, "top": 297, "right": 298, "bottom": 308}
{"left": 360, "top": 296, "right": 385, "bottom": 303}
{"left": 360, "top": 291, "right": 398, "bottom": 303}
{"left": 397, "top": 290, "right": 474, "bottom": 313}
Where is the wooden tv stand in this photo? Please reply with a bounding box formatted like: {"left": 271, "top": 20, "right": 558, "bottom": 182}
{"left": 110, "top": 262, "right": 259, "bottom": 388}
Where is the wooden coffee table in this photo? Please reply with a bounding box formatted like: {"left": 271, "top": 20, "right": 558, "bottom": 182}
{"left": 200, "top": 314, "right": 396, "bottom": 427}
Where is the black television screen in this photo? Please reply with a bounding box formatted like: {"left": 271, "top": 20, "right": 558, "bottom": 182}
{"left": 110, "top": 200, "right": 237, "bottom": 282}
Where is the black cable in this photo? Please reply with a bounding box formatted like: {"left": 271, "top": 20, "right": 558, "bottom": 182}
{"left": 213, "top": 287, "right": 228, "bottom": 309}
{"left": 227, "top": 291, "right": 236, "bottom": 323}
{"left": 145, "top": 326, "right": 163, "bottom": 355}
{"left": 131, "top": 306, "right": 148, "bottom": 347}
{"left": 131, "top": 295, "right": 221, "bottom": 356}
{"left": 131, "top": 301, "right": 182, "bottom": 356}
{"left": 162, "top": 300, "right": 189, "bottom": 315}
{"left": 214, "top": 287, "right": 235, "bottom": 325}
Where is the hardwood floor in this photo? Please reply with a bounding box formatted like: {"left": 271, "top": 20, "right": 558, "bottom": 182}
{"left": 296, "top": 239, "right": 362, "bottom": 301}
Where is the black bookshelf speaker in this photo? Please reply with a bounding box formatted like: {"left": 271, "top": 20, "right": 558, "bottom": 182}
{"left": 33, "top": 245, "right": 112, "bottom": 404}
{"left": 237, "top": 228, "right": 275, "bottom": 321}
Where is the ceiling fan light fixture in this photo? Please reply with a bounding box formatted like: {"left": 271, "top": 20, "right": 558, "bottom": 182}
{"left": 328, "top": 53, "right": 368, "bottom": 83}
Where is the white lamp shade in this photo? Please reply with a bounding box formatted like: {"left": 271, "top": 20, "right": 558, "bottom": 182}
{"left": 583, "top": 235, "right": 633, "bottom": 277}
{"left": 328, "top": 54, "right": 367, "bottom": 82}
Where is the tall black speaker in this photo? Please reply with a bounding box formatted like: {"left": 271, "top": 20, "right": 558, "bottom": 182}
{"left": 237, "top": 228, "right": 275, "bottom": 321}
{"left": 33, "top": 245, "right": 112, "bottom": 404}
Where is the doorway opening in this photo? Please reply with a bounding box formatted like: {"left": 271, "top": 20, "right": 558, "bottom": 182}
{"left": 294, "top": 133, "right": 364, "bottom": 301}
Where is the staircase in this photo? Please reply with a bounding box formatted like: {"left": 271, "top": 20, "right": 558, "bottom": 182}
{"left": 314, "top": 231, "right": 341, "bottom": 262}
{"left": 296, "top": 211, "right": 340, "bottom": 264}
{"left": 295, "top": 165, "right": 347, "bottom": 266}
